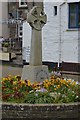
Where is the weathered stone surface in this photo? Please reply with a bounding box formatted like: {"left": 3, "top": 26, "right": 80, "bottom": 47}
{"left": 2, "top": 102, "right": 80, "bottom": 119}
{"left": 27, "top": 6, "right": 47, "bottom": 31}
{"left": 22, "top": 65, "right": 49, "bottom": 82}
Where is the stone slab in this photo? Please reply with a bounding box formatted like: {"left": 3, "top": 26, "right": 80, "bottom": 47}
{"left": 22, "top": 65, "right": 49, "bottom": 82}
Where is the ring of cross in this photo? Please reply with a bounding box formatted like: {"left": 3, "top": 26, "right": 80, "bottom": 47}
{"left": 27, "top": 6, "right": 47, "bottom": 31}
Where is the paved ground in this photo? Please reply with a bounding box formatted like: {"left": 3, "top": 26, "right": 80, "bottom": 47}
{"left": 0, "top": 54, "right": 80, "bottom": 82}
{"left": 0, "top": 64, "right": 80, "bottom": 82}
{"left": 0, "top": 53, "right": 23, "bottom": 78}
{"left": 0, "top": 65, "right": 22, "bottom": 78}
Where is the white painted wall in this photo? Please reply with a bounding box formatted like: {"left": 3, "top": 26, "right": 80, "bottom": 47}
{"left": 42, "top": 2, "right": 60, "bottom": 62}
{"left": 43, "top": 2, "right": 78, "bottom": 63}
{"left": 22, "top": 21, "right": 31, "bottom": 61}
{"left": 60, "top": 3, "right": 78, "bottom": 63}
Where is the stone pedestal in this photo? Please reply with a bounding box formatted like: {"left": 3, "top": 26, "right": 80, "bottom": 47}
{"left": 22, "top": 65, "right": 49, "bottom": 82}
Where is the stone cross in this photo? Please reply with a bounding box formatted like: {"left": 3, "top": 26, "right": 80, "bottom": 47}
{"left": 27, "top": 6, "right": 47, "bottom": 66}
{"left": 22, "top": 4, "right": 49, "bottom": 82}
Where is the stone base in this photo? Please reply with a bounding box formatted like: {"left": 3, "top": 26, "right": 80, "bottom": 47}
{"left": 21, "top": 65, "right": 49, "bottom": 82}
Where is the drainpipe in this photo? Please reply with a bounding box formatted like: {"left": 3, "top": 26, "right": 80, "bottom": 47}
{"left": 16, "top": 9, "right": 19, "bottom": 43}
{"left": 58, "top": 1, "right": 66, "bottom": 68}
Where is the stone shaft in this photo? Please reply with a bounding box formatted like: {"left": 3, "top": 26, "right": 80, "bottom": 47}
{"left": 30, "top": 28, "right": 42, "bottom": 66}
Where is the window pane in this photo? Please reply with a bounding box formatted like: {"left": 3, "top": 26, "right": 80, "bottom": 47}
{"left": 20, "top": 32, "right": 22, "bottom": 36}
{"left": 78, "top": 3, "right": 80, "bottom": 27}
{"left": 54, "top": 6, "right": 57, "bottom": 16}
{"left": 78, "top": 12, "right": 80, "bottom": 26}
{"left": 70, "top": 13, "right": 76, "bottom": 27}
{"left": 78, "top": 3, "right": 80, "bottom": 12}
{"left": 70, "top": 4, "right": 76, "bottom": 12}
{"left": 20, "top": 26, "right": 22, "bottom": 30}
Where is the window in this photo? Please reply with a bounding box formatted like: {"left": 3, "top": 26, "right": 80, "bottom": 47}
{"left": 20, "top": 32, "right": 22, "bottom": 36}
{"left": 69, "top": 3, "right": 80, "bottom": 28}
{"left": 19, "top": 0, "right": 27, "bottom": 7}
{"left": 54, "top": 6, "right": 57, "bottom": 16}
{"left": 20, "top": 26, "right": 22, "bottom": 30}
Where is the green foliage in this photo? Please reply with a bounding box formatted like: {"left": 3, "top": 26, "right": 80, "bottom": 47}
{"left": 2, "top": 42, "right": 10, "bottom": 47}
{"left": 24, "top": 92, "right": 54, "bottom": 104}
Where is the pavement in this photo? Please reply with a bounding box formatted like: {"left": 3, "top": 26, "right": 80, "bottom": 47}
{"left": 0, "top": 53, "right": 80, "bottom": 82}
{"left": 0, "top": 53, "right": 23, "bottom": 78}
{"left": 1, "top": 65, "right": 22, "bottom": 78}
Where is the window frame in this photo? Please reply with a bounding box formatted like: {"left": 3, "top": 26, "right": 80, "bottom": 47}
{"left": 68, "top": 2, "right": 80, "bottom": 29}
{"left": 54, "top": 6, "right": 57, "bottom": 16}
{"left": 19, "top": 0, "right": 27, "bottom": 8}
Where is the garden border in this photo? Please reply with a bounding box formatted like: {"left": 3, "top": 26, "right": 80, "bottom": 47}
{"left": 1, "top": 102, "right": 80, "bottom": 120}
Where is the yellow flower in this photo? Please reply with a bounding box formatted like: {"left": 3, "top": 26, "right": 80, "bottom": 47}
{"left": 7, "top": 77, "right": 11, "bottom": 81}
{"left": 45, "top": 79, "right": 49, "bottom": 83}
{"left": 67, "top": 79, "right": 72, "bottom": 83}
{"left": 72, "top": 81, "right": 76, "bottom": 86}
{"left": 27, "top": 80, "right": 31, "bottom": 86}
{"left": 21, "top": 80, "right": 26, "bottom": 85}
{"left": 60, "top": 79, "right": 66, "bottom": 84}
{"left": 54, "top": 88, "right": 56, "bottom": 91}
{"left": 13, "top": 81, "right": 17, "bottom": 85}
{"left": 2, "top": 78, "right": 6, "bottom": 81}
{"left": 66, "top": 83, "right": 68, "bottom": 86}
{"left": 45, "top": 84, "right": 48, "bottom": 88}
{"left": 57, "top": 85, "right": 60, "bottom": 89}
{"left": 43, "top": 83, "right": 48, "bottom": 88}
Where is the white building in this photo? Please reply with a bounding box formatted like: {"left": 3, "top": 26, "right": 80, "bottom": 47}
{"left": 22, "top": 0, "right": 80, "bottom": 71}
{"left": 0, "top": 2, "right": 9, "bottom": 39}
{"left": 42, "top": 1, "right": 80, "bottom": 66}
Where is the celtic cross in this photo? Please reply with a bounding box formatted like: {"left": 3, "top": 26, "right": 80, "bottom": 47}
{"left": 27, "top": 6, "right": 47, "bottom": 66}
{"left": 22, "top": 5, "right": 49, "bottom": 82}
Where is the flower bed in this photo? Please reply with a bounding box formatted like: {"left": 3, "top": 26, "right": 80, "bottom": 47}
{"left": 1, "top": 75, "right": 80, "bottom": 103}
{"left": 1, "top": 75, "right": 80, "bottom": 119}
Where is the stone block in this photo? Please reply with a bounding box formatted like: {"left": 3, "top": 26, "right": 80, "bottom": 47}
{"left": 22, "top": 65, "right": 49, "bottom": 82}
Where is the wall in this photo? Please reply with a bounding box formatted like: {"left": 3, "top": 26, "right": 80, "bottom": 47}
{"left": 2, "top": 102, "right": 80, "bottom": 119}
{"left": 60, "top": 2, "right": 78, "bottom": 63}
{"left": 43, "top": 2, "right": 79, "bottom": 63}
{"left": 22, "top": 21, "right": 31, "bottom": 62}
{"left": 0, "top": 2, "right": 2, "bottom": 37}
{"left": 42, "top": 2, "right": 60, "bottom": 63}
{"left": 1, "top": 2, "right": 9, "bottom": 39}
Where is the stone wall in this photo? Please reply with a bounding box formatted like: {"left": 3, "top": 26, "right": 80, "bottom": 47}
{"left": 2, "top": 102, "right": 80, "bottom": 120}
